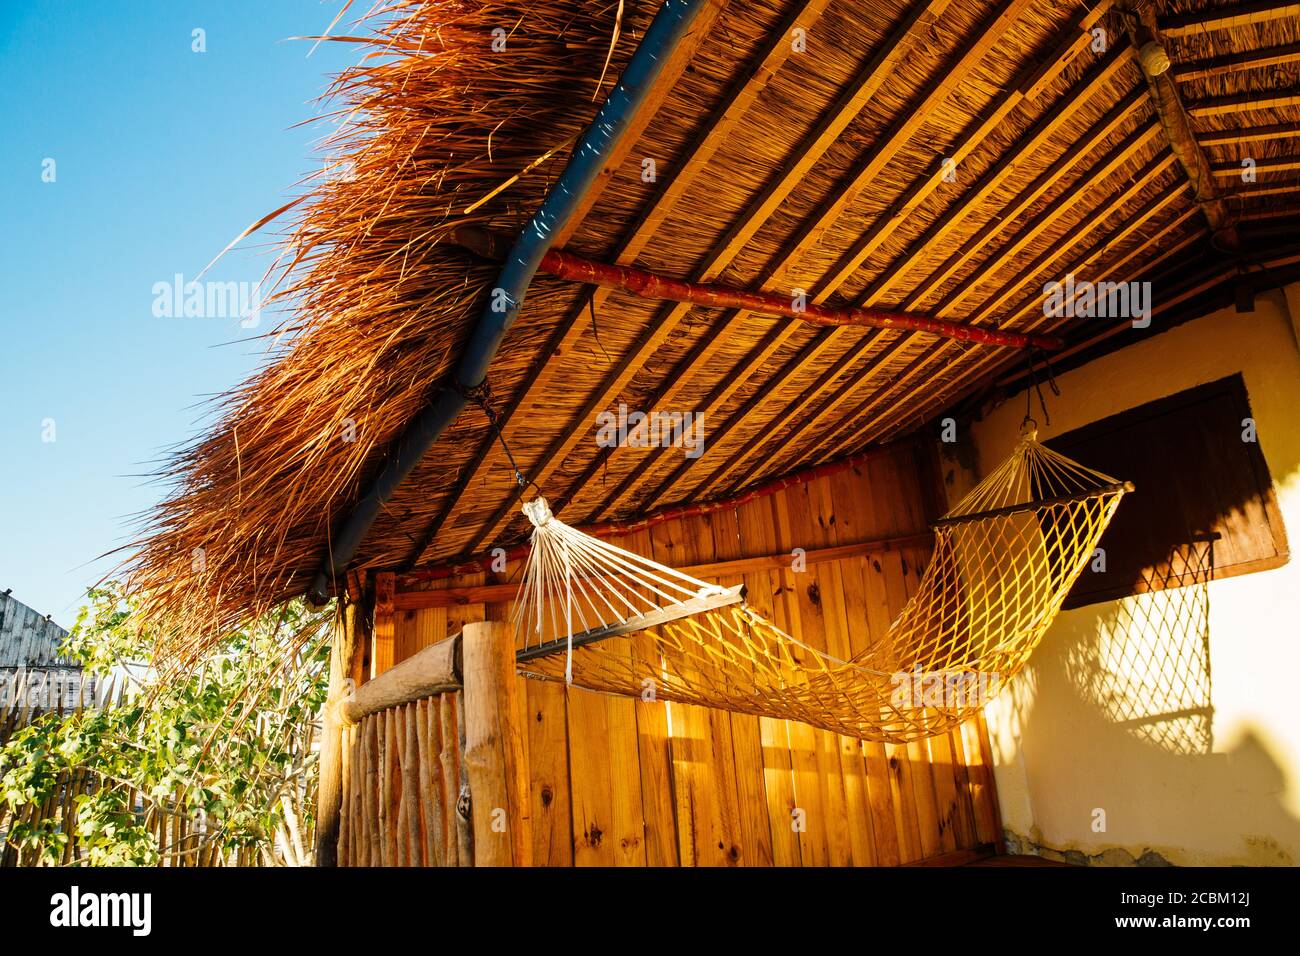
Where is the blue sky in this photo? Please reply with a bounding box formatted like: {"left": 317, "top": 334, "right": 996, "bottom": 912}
{"left": 0, "top": 2, "right": 357, "bottom": 626}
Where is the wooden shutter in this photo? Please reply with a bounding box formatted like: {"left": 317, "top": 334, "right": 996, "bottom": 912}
{"left": 1047, "top": 374, "right": 1288, "bottom": 609}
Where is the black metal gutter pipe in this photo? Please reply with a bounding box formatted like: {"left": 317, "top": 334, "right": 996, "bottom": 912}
{"left": 308, "top": 0, "right": 709, "bottom": 605}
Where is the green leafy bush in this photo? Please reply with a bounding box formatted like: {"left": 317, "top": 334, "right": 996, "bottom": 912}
{"left": 0, "top": 584, "right": 331, "bottom": 866}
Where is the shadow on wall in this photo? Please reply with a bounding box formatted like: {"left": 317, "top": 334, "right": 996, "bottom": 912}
{"left": 1064, "top": 541, "right": 1215, "bottom": 757}
{"left": 996, "top": 559, "right": 1299, "bottom": 865}
{"left": 967, "top": 287, "right": 1300, "bottom": 866}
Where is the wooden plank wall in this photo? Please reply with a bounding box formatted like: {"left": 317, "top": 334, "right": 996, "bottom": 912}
{"left": 380, "top": 441, "right": 1001, "bottom": 865}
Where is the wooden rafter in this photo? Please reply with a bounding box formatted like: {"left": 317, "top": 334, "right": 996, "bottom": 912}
{"left": 1173, "top": 41, "right": 1300, "bottom": 81}
{"left": 736, "top": 167, "right": 1192, "bottom": 491}
{"left": 950, "top": 152, "right": 1177, "bottom": 327}
{"left": 580, "top": 0, "right": 1111, "bottom": 521}
{"left": 864, "top": 57, "right": 1140, "bottom": 311}
{"left": 760, "top": 0, "right": 1042, "bottom": 294}
{"left": 633, "top": 329, "right": 876, "bottom": 509}
{"left": 1120, "top": 0, "right": 1240, "bottom": 252}
{"left": 1198, "top": 123, "right": 1300, "bottom": 146}
{"left": 673, "top": 94, "right": 1163, "bottom": 502}
{"left": 866, "top": 227, "right": 1256, "bottom": 455}
{"left": 1187, "top": 91, "right": 1300, "bottom": 118}
{"left": 810, "top": 0, "right": 1117, "bottom": 298}
{"left": 927, "top": 127, "right": 1166, "bottom": 318}
{"left": 791, "top": 185, "right": 1203, "bottom": 476}
{"left": 1160, "top": 0, "right": 1300, "bottom": 38}
{"left": 1212, "top": 157, "right": 1300, "bottom": 176}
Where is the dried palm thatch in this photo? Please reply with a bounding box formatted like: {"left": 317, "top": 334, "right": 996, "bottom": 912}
{"left": 127, "top": 0, "right": 651, "bottom": 660}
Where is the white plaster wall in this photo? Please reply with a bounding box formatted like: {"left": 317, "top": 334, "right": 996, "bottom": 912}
{"left": 959, "top": 283, "right": 1300, "bottom": 866}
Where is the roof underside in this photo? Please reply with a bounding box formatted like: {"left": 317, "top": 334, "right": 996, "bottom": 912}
{"left": 133, "top": 0, "right": 1300, "bottom": 639}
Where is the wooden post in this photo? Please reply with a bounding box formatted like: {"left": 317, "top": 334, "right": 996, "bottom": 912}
{"left": 314, "top": 599, "right": 361, "bottom": 866}
{"left": 461, "top": 621, "right": 531, "bottom": 866}
{"left": 372, "top": 572, "right": 396, "bottom": 678}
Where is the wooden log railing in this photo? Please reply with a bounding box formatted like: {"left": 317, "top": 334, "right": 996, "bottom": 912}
{"left": 333, "top": 622, "right": 529, "bottom": 866}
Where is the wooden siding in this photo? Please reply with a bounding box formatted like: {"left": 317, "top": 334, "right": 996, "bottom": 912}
{"left": 0, "top": 592, "right": 70, "bottom": 668}
{"left": 377, "top": 441, "right": 1000, "bottom": 865}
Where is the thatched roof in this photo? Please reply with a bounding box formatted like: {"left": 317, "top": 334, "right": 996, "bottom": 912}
{"left": 131, "top": 0, "right": 1300, "bottom": 647}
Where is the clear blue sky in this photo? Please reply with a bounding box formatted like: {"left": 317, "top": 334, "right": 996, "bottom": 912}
{"left": 0, "top": 2, "right": 357, "bottom": 626}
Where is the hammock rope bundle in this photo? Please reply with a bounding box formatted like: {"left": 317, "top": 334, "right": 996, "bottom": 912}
{"left": 512, "top": 425, "right": 1131, "bottom": 743}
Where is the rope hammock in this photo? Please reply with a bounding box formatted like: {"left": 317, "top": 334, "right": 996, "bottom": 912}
{"left": 512, "top": 425, "right": 1131, "bottom": 743}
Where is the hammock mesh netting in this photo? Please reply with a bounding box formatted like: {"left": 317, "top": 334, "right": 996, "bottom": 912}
{"left": 513, "top": 428, "right": 1131, "bottom": 743}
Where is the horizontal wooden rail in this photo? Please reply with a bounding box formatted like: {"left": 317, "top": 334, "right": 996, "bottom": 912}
{"left": 393, "top": 531, "right": 935, "bottom": 610}
{"left": 343, "top": 633, "right": 462, "bottom": 723}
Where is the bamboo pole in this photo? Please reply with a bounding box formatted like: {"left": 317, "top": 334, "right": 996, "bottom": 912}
{"left": 461, "top": 621, "right": 531, "bottom": 866}
{"left": 315, "top": 599, "right": 360, "bottom": 866}
{"left": 438, "top": 694, "right": 461, "bottom": 865}
{"left": 338, "top": 724, "right": 352, "bottom": 866}
{"left": 393, "top": 706, "right": 409, "bottom": 867}
{"left": 450, "top": 226, "right": 1062, "bottom": 350}
{"left": 363, "top": 715, "right": 380, "bottom": 867}
{"left": 402, "top": 704, "right": 421, "bottom": 864}
{"left": 452, "top": 692, "right": 473, "bottom": 866}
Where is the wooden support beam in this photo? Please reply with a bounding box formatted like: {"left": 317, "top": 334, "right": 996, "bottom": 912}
{"left": 536, "top": 246, "right": 1060, "bottom": 349}
{"left": 813, "top": 192, "right": 1206, "bottom": 466}
{"left": 1213, "top": 157, "right": 1300, "bottom": 176}
{"left": 761, "top": 0, "right": 1040, "bottom": 293}
{"left": 454, "top": 226, "right": 1059, "bottom": 348}
{"left": 951, "top": 152, "right": 1178, "bottom": 328}
{"left": 314, "top": 599, "right": 360, "bottom": 867}
{"left": 1160, "top": 0, "right": 1300, "bottom": 38}
{"left": 864, "top": 47, "right": 1138, "bottom": 313}
{"left": 927, "top": 124, "right": 1165, "bottom": 318}
{"left": 546, "top": 0, "right": 993, "bottom": 525}
{"left": 552, "top": 319, "right": 798, "bottom": 521}
{"left": 809, "top": 0, "right": 1115, "bottom": 298}
{"left": 709, "top": 0, "right": 957, "bottom": 278}
{"left": 887, "top": 242, "right": 1300, "bottom": 450}
{"left": 371, "top": 572, "right": 396, "bottom": 678}
{"left": 1121, "top": 1, "right": 1240, "bottom": 252}
{"left": 342, "top": 633, "right": 462, "bottom": 723}
{"left": 703, "top": 332, "right": 912, "bottom": 498}
{"left": 393, "top": 532, "right": 933, "bottom": 610}
{"left": 683, "top": 331, "right": 889, "bottom": 502}
{"left": 627, "top": 328, "right": 855, "bottom": 509}
{"left": 461, "top": 621, "right": 531, "bottom": 866}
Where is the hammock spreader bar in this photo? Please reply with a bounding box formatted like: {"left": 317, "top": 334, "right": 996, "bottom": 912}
{"left": 931, "top": 480, "right": 1135, "bottom": 528}
{"left": 515, "top": 584, "right": 746, "bottom": 663}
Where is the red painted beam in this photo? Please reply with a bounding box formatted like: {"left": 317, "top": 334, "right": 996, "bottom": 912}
{"left": 539, "top": 247, "right": 1063, "bottom": 350}
{"left": 451, "top": 226, "right": 1063, "bottom": 351}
